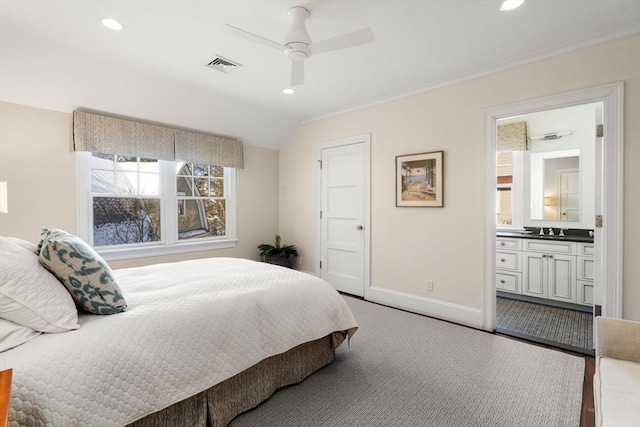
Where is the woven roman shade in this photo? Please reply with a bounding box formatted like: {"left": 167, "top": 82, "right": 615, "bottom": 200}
{"left": 175, "top": 130, "right": 244, "bottom": 169}
{"left": 497, "top": 121, "right": 528, "bottom": 152}
{"left": 73, "top": 111, "right": 175, "bottom": 160}
{"left": 73, "top": 110, "right": 244, "bottom": 168}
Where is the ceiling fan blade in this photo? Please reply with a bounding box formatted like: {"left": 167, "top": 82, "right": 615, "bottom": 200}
{"left": 309, "top": 27, "right": 374, "bottom": 55}
{"left": 291, "top": 60, "right": 304, "bottom": 86}
{"left": 224, "top": 24, "right": 287, "bottom": 52}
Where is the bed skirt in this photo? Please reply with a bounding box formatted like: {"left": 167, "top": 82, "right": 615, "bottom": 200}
{"left": 127, "top": 331, "right": 347, "bottom": 427}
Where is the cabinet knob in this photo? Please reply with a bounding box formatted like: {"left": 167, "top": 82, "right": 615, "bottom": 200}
{"left": 500, "top": 258, "right": 506, "bottom": 262}
{"left": 549, "top": 254, "right": 554, "bottom": 259}
{"left": 500, "top": 280, "right": 506, "bottom": 284}
{"left": 542, "top": 254, "right": 547, "bottom": 258}
{"left": 500, "top": 242, "right": 506, "bottom": 246}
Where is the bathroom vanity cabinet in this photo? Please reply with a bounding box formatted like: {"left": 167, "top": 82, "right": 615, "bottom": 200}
{"left": 496, "top": 236, "right": 594, "bottom": 306}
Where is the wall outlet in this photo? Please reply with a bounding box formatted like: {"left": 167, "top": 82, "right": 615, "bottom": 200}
{"left": 426, "top": 279, "right": 434, "bottom": 291}
{"left": 297, "top": 256, "right": 302, "bottom": 265}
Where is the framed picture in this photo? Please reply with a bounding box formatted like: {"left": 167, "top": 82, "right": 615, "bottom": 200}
{"left": 396, "top": 151, "right": 443, "bottom": 207}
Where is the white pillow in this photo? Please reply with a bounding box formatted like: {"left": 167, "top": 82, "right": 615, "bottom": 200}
{"left": 0, "top": 236, "right": 37, "bottom": 253}
{"left": 0, "top": 237, "right": 80, "bottom": 332}
{"left": 0, "top": 317, "right": 42, "bottom": 352}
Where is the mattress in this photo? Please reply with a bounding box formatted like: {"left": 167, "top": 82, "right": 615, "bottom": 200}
{"left": 0, "top": 257, "right": 358, "bottom": 426}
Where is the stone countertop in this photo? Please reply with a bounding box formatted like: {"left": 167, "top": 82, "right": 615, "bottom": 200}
{"left": 497, "top": 229, "right": 594, "bottom": 243}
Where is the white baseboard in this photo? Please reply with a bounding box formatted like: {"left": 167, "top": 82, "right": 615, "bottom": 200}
{"left": 367, "top": 286, "right": 484, "bottom": 329}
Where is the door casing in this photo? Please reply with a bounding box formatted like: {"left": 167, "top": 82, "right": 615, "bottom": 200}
{"left": 483, "top": 83, "right": 624, "bottom": 330}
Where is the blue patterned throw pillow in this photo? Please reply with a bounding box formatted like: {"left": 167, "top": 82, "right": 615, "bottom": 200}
{"left": 38, "top": 228, "right": 127, "bottom": 315}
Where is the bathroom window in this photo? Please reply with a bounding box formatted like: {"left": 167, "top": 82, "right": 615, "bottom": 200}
{"left": 497, "top": 152, "right": 514, "bottom": 226}
{"left": 496, "top": 151, "right": 523, "bottom": 229}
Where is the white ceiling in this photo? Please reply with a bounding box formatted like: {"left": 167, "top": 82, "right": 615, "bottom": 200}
{"left": 1, "top": 1, "right": 638, "bottom": 149}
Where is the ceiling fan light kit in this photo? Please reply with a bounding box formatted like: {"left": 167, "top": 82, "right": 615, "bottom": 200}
{"left": 225, "top": 5, "right": 374, "bottom": 86}
{"left": 500, "top": 0, "right": 525, "bottom": 11}
{"left": 102, "top": 18, "right": 123, "bottom": 31}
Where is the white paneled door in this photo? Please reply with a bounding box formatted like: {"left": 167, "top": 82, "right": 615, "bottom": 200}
{"left": 320, "top": 142, "right": 366, "bottom": 296}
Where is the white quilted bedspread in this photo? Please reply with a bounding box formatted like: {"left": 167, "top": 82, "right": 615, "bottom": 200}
{"left": 0, "top": 257, "right": 358, "bottom": 426}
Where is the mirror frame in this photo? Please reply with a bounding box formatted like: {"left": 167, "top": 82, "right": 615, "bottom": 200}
{"left": 528, "top": 148, "right": 581, "bottom": 222}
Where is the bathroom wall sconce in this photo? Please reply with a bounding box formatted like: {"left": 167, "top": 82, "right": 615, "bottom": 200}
{"left": 544, "top": 196, "right": 556, "bottom": 207}
{"left": 0, "top": 182, "right": 7, "bottom": 213}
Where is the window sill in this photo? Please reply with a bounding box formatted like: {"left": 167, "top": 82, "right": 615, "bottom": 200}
{"left": 97, "top": 239, "right": 238, "bottom": 261}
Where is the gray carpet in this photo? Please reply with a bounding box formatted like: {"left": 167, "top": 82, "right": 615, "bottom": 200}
{"left": 229, "top": 296, "right": 585, "bottom": 427}
{"left": 496, "top": 297, "right": 593, "bottom": 355}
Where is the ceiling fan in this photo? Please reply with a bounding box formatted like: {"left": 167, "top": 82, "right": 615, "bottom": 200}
{"left": 225, "top": 6, "right": 374, "bottom": 86}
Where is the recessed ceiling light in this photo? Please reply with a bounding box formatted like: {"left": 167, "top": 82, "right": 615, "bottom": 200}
{"left": 499, "top": 0, "right": 525, "bottom": 11}
{"left": 282, "top": 88, "right": 295, "bottom": 95}
{"left": 102, "top": 18, "right": 123, "bottom": 31}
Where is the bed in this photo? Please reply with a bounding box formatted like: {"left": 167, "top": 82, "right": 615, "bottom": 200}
{"left": 0, "top": 235, "right": 358, "bottom": 427}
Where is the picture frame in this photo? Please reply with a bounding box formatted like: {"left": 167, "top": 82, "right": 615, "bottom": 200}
{"left": 396, "top": 151, "right": 444, "bottom": 207}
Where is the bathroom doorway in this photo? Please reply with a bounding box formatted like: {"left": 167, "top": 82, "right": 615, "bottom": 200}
{"left": 482, "top": 84, "right": 624, "bottom": 356}
{"left": 495, "top": 103, "right": 598, "bottom": 355}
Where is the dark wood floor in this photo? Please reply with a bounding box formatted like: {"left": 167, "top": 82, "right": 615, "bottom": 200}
{"left": 496, "top": 332, "right": 595, "bottom": 427}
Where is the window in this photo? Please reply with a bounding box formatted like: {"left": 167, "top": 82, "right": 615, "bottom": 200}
{"left": 496, "top": 150, "right": 524, "bottom": 229}
{"left": 77, "top": 152, "right": 236, "bottom": 260}
{"left": 176, "top": 163, "right": 227, "bottom": 240}
{"left": 496, "top": 151, "right": 514, "bottom": 226}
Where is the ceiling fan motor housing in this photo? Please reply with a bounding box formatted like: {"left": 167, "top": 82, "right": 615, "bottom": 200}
{"left": 285, "top": 6, "right": 312, "bottom": 58}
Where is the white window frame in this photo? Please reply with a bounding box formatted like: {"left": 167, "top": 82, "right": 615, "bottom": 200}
{"left": 76, "top": 152, "right": 237, "bottom": 261}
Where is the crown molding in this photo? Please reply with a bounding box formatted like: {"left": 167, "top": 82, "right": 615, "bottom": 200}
{"left": 301, "top": 22, "right": 640, "bottom": 125}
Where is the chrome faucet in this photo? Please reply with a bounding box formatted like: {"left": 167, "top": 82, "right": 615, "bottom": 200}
{"left": 538, "top": 227, "right": 545, "bottom": 236}
{"left": 559, "top": 228, "right": 566, "bottom": 237}
{"left": 548, "top": 227, "right": 554, "bottom": 236}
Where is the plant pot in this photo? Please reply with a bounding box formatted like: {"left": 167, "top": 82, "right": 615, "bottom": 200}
{"left": 262, "top": 254, "right": 295, "bottom": 269}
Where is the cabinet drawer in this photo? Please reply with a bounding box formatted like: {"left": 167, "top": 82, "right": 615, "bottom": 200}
{"left": 496, "top": 272, "right": 521, "bottom": 294}
{"left": 578, "top": 280, "right": 594, "bottom": 305}
{"left": 496, "top": 251, "right": 521, "bottom": 271}
{"left": 496, "top": 238, "right": 521, "bottom": 250}
{"left": 523, "top": 239, "right": 576, "bottom": 255}
{"left": 578, "top": 242, "right": 594, "bottom": 256}
{"left": 578, "top": 256, "right": 594, "bottom": 281}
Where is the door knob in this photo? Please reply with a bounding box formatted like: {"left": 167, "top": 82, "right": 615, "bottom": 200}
{"left": 356, "top": 225, "right": 364, "bottom": 231}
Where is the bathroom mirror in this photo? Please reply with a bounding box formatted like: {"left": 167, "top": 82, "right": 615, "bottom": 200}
{"left": 529, "top": 149, "right": 580, "bottom": 221}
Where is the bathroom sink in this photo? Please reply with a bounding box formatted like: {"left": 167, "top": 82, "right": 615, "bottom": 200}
{"left": 496, "top": 230, "right": 594, "bottom": 243}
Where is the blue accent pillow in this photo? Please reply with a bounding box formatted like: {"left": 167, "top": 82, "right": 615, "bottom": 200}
{"left": 38, "top": 229, "right": 127, "bottom": 315}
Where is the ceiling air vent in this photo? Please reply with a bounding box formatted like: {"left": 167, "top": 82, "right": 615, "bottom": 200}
{"left": 207, "top": 56, "right": 242, "bottom": 74}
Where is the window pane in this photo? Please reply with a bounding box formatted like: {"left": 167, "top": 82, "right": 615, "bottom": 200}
{"left": 194, "top": 178, "right": 208, "bottom": 197}
{"left": 92, "top": 153, "right": 115, "bottom": 170}
{"left": 117, "top": 155, "right": 137, "bottom": 162}
{"left": 176, "top": 163, "right": 192, "bottom": 175}
{"left": 178, "top": 199, "right": 225, "bottom": 240}
{"left": 92, "top": 170, "right": 114, "bottom": 193}
{"left": 209, "top": 178, "right": 223, "bottom": 197}
{"left": 139, "top": 173, "right": 159, "bottom": 195}
{"left": 117, "top": 172, "right": 137, "bottom": 194}
{"left": 93, "top": 197, "right": 161, "bottom": 246}
{"left": 193, "top": 164, "right": 209, "bottom": 176}
{"left": 497, "top": 188, "right": 513, "bottom": 225}
{"left": 211, "top": 166, "right": 224, "bottom": 178}
{"left": 139, "top": 158, "right": 159, "bottom": 173}
{"left": 176, "top": 176, "right": 193, "bottom": 197}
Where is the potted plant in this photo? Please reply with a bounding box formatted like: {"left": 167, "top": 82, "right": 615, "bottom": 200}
{"left": 258, "top": 234, "right": 299, "bottom": 268}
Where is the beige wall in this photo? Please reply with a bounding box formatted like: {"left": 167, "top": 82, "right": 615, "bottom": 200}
{"left": 279, "top": 34, "right": 640, "bottom": 321}
{"left": 0, "top": 102, "right": 280, "bottom": 269}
